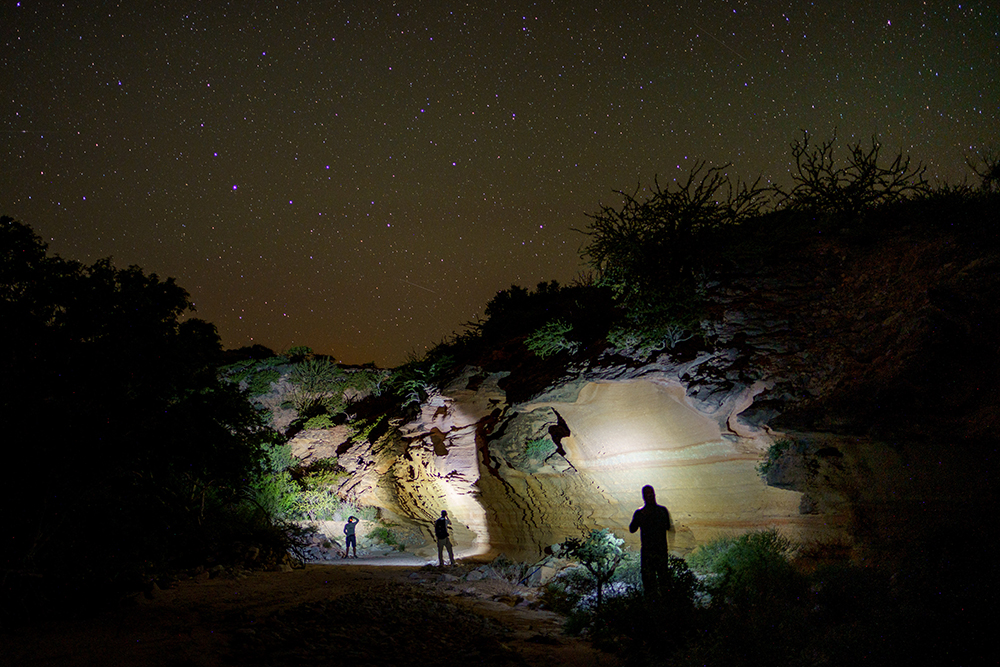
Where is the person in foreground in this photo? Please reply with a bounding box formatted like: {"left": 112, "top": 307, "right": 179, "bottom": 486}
{"left": 434, "top": 510, "right": 456, "bottom": 567}
{"left": 629, "top": 484, "right": 673, "bottom": 600}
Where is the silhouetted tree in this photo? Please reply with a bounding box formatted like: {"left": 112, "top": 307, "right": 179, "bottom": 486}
{"left": 783, "top": 131, "right": 930, "bottom": 216}
{"left": 580, "top": 162, "right": 768, "bottom": 304}
{"left": 578, "top": 163, "right": 769, "bottom": 348}
{"left": 966, "top": 146, "right": 1000, "bottom": 192}
{"left": 1, "top": 216, "right": 273, "bottom": 599}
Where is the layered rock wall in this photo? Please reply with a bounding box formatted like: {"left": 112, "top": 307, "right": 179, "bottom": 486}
{"left": 299, "top": 368, "right": 843, "bottom": 561}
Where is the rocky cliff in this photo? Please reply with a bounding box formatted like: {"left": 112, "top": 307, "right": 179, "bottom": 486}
{"left": 285, "top": 207, "right": 999, "bottom": 564}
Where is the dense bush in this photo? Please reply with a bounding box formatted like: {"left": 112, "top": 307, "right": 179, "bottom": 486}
{"left": 287, "top": 357, "right": 347, "bottom": 414}
{"left": 555, "top": 547, "right": 699, "bottom": 662}
{"left": 687, "top": 529, "right": 801, "bottom": 606}
{"left": 0, "top": 217, "right": 283, "bottom": 609}
{"left": 524, "top": 319, "right": 580, "bottom": 358}
{"left": 388, "top": 350, "right": 456, "bottom": 411}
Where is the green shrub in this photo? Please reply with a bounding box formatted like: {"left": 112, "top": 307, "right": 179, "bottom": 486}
{"left": 348, "top": 415, "right": 387, "bottom": 446}
{"left": 607, "top": 289, "right": 703, "bottom": 359}
{"left": 561, "top": 553, "right": 699, "bottom": 658}
{"left": 389, "top": 351, "right": 455, "bottom": 410}
{"left": 560, "top": 528, "right": 626, "bottom": 611}
{"left": 303, "top": 413, "right": 336, "bottom": 429}
{"left": 284, "top": 345, "right": 313, "bottom": 362}
{"left": 218, "top": 359, "right": 256, "bottom": 383}
{"left": 368, "top": 525, "right": 403, "bottom": 550}
{"left": 539, "top": 579, "right": 583, "bottom": 614}
{"left": 339, "top": 501, "right": 378, "bottom": 523}
{"left": 287, "top": 357, "right": 347, "bottom": 414}
{"left": 690, "top": 528, "right": 801, "bottom": 609}
{"left": 300, "top": 458, "right": 348, "bottom": 489}
{"left": 524, "top": 437, "right": 557, "bottom": 460}
{"left": 756, "top": 438, "right": 799, "bottom": 475}
{"left": 607, "top": 321, "right": 694, "bottom": 357}
{"left": 581, "top": 162, "right": 769, "bottom": 307}
{"left": 249, "top": 470, "right": 299, "bottom": 519}
{"left": 291, "top": 488, "right": 341, "bottom": 521}
{"left": 686, "top": 534, "right": 737, "bottom": 576}
{"left": 247, "top": 368, "right": 281, "bottom": 396}
{"left": 612, "top": 548, "right": 642, "bottom": 588}
{"left": 343, "top": 367, "right": 390, "bottom": 397}
{"left": 525, "top": 319, "right": 579, "bottom": 358}
{"left": 219, "top": 357, "right": 290, "bottom": 395}
{"left": 261, "top": 442, "right": 296, "bottom": 474}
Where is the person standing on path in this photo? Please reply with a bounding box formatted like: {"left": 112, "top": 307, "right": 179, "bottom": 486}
{"left": 629, "top": 485, "right": 673, "bottom": 600}
{"left": 343, "top": 516, "right": 359, "bottom": 558}
{"left": 434, "top": 510, "right": 456, "bottom": 567}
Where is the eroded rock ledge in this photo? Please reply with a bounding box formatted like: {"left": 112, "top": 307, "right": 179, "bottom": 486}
{"left": 292, "top": 364, "right": 832, "bottom": 561}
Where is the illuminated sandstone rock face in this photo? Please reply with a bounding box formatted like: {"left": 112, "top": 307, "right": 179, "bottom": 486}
{"left": 310, "top": 365, "right": 846, "bottom": 561}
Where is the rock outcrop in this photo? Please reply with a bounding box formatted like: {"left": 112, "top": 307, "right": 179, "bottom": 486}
{"left": 288, "top": 220, "right": 999, "bottom": 563}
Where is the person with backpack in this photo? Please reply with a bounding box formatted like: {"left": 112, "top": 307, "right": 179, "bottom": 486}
{"left": 434, "top": 510, "right": 455, "bottom": 567}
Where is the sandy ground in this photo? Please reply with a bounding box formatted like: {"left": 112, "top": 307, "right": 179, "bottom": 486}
{"left": 1, "top": 555, "right": 622, "bottom": 667}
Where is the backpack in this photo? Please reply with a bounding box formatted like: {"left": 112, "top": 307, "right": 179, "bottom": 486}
{"left": 434, "top": 516, "right": 449, "bottom": 539}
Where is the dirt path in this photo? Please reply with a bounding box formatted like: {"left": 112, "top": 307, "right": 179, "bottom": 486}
{"left": 2, "top": 560, "right": 621, "bottom": 667}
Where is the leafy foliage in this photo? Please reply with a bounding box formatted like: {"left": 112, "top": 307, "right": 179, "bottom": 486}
{"left": 303, "top": 413, "right": 337, "bottom": 429}
{"left": 579, "top": 163, "right": 768, "bottom": 356}
{"left": 248, "top": 470, "right": 300, "bottom": 519}
{"left": 368, "top": 525, "right": 404, "bottom": 549}
{"left": 524, "top": 437, "right": 557, "bottom": 460}
{"left": 687, "top": 528, "right": 800, "bottom": 608}
{"left": 290, "top": 488, "right": 343, "bottom": 521}
{"left": 606, "top": 293, "right": 701, "bottom": 358}
{"left": 524, "top": 319, "right": 579, "bottom": 358}
{"left": 388, "top": 350, "right": 455, "bottom": 411}
{"left": 299, "top": 457, "right": 347, "bottom": 488}
{"left": 219, "top": 356, "right": 288, "bottom": 394}
{"left": 560, "top": 528, "right": 626, "bottom": 611}
{"left": 480, "top": 280, "right": 563, "bottom": 341}
{"left": 287, "top": 357, "right": 347, "bottom": 414}
{"left": 755, "top": 437, "right": 798, "bottom": 476}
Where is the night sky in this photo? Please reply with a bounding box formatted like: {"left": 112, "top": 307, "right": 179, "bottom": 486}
{"left": 4, "top": 1, "right": 997, "bottom": 366}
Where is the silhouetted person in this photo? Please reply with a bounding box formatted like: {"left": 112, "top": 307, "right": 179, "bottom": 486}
{"left": 434, "top": 510, "right": 455, "bottom": 567}
{"left": 343, "top": 515, "right": 359, "bottom": 558}
{"left": 629, "top": 485, "right": 673, "bottom": 600}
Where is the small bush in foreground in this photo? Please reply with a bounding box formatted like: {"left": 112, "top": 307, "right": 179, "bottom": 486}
{"left": 559, "top": 529, "right": 626, "bottom": 612}
{"left": 688, "top": 528, "right": 801, "bottom": 608}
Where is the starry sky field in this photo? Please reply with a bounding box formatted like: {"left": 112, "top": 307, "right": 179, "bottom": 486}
{"left": 3, "top": 1, "right": 997, "bottom": 366}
